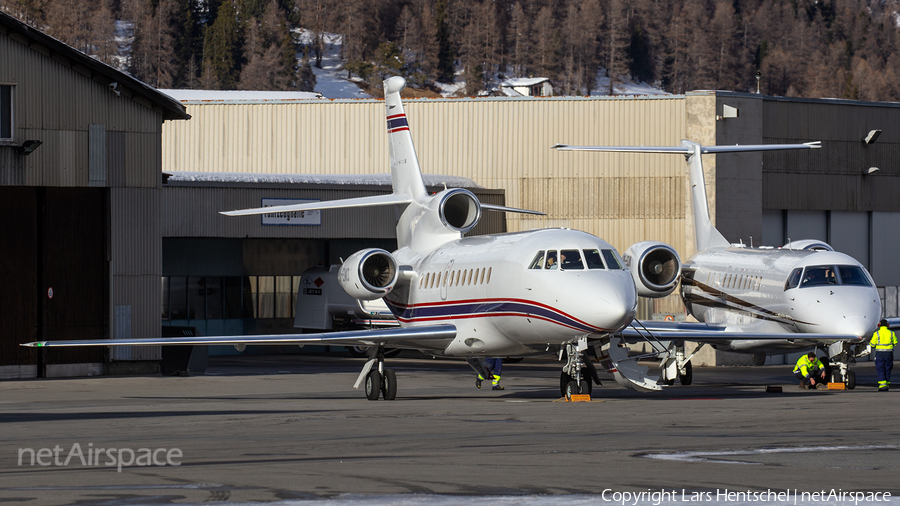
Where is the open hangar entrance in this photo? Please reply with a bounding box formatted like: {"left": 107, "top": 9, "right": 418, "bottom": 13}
{"left": 159, "top": 175, "right": 507, "bottom": 355}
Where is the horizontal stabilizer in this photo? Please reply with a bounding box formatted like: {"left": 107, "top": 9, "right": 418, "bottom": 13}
{"left": 552, "top": 141, "right": 821, "bottom": 154}
{"left": 21, "top": 324, "right": 457, "bottom": 350}
{"left": 481, "top": 203, "right": 546, "bottom": 216}
{"left": 221, "top": 194, "right": 413, "bottom": 217}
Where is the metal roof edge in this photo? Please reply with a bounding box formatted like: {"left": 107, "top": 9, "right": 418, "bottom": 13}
{"left": 0, "top": 11, "right": 189, "bottom": 121}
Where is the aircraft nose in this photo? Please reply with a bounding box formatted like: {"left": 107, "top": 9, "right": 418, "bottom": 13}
{"left": 816, "top": 294, "right": 881, "bottom": 338}
{"left": 831, "top": 314, "right": 876, "bottom": 339}
{"left": 590, "top": 275, "right": 637, "bottom": 331}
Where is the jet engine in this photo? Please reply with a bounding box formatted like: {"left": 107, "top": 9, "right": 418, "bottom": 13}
{"left": 622, "top": 241, "right": 682, "bottom": 298}
{"left": 338, "top": 249, "right": 399, "bottom": 300}
{"left": 782, "top": 239, "right": 834, "bottom": 251}
{"left": 427, "top": 188, "right": 482, "bottom": 234}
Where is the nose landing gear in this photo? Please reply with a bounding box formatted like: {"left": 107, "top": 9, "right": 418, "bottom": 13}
{"left": 560, "top": 337, "right": 597, "bottom": 400}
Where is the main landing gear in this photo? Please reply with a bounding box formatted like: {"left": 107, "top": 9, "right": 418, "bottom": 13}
{"left": 355, "top": 346, "right": 397, "bottom": 400}
{"left": 559, "top": 337, "right": 601, "bottom": 400}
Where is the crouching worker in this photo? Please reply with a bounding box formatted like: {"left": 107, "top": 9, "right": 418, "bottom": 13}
{"left": 793, "top": 352, "right": 826, "bottom": 389}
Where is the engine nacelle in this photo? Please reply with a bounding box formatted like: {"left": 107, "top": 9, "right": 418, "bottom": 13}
{"left": 338, "top": 249, "right": 399, "bottom": 300}
{"left": 427, "top": 188, "right": 482, "bottom": 234}
{"left": 782, "top": 239, "right": 834, "bottom": 251}
{"left": 622, "top": 241, "right": 682, "bottom": 298}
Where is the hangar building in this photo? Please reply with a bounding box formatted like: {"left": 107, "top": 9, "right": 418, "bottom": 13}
{"left": 3, "top": 9, "right": 899, "bottom": 376}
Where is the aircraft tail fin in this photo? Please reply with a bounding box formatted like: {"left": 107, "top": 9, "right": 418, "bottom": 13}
{"left": 383, "top": 77, "right": 428, "bottom": 203}
{"left": 553, "top": 141, "right": 820, "bottom": 251}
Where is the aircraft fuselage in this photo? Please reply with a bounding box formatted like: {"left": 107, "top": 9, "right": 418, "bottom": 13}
{"left": 384, "top": 228, "right": 638, "bottom": 356}
{"left": 681, "top": 247, "right": 882, "bottom": 354}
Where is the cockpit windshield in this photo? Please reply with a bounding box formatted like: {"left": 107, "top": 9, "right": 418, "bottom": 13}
{"left": 784, "top": 264, "right": 873, "bottom": 290}
{"left": 801, "top": 265, "right": 837, "bottom": 287}
{"left": 837, "top": 265, "right": 872, "bottom": 286}
{"left": 528, "top": 248, "right": 625, "bottom": 270}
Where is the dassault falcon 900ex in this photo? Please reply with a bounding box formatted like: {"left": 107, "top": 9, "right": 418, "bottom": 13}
{"left": 553, "top": 140, "right": 887, "bottom": 390}
{"left": 25, "top": 76, "right": 648, "bottom": 400}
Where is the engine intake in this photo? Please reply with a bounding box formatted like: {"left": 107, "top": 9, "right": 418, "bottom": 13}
{"left": 433, "top": 188, "right": 481, "bottom": 234}
{"left": 623, "top": 241, "right": 682, "bottom": 298}
{"left": 338, "top": 249, "right": 399, "bottom": 300}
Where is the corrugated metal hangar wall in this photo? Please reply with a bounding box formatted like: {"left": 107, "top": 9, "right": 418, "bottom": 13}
{"left": 1, "top": 12, "right": 188, "bottom": 378}
{"left": 162, "top": 92, "right": 900, "bottom": 326}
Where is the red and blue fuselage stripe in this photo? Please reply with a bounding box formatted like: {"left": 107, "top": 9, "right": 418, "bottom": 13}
{"left": 383, "top": 297, "right": 608, "bottom": 333}
{"left": 386, "top": 113, "right": 409, "bottom": 133}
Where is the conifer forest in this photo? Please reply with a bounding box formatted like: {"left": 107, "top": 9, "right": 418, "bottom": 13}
{"left": 3, "top": 0, "right": 900, "bottom": 101}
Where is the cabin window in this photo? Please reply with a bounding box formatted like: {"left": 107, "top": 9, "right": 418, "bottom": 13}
{"left": 529, "top": 251, "right": 545, "bottom": 269}
{"left": 486, "top": 267, "right": 492, "bottom": 283}
{"left": 582, "top": 249, "right": 606, "bottom": 269}
{"left": 545, "top": 251, "right": 559, "bottom": 269}
{"left": 602, "top": 249, "right": 624, "bottom": 270}
{"left": 837, "top": 265, "right": 872, "bottom": 287}
{"left": 0, "top": 84, "right": 12, "bottom": 141}
{"left": 560, "top": 250, "right": 584, "bottom": 270}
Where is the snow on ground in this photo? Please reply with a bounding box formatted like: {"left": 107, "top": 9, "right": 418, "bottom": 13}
{"left": 165, "top": 172, "right": 482, "bottom": 188}
{"left": 592, "top": 69, "right": 670, "bottom": 96}
{"left": 297, "top": 30, "right": 372, "bottom": 99}
{"left": 159, "top": 89, "right": 323, "bottom": 102}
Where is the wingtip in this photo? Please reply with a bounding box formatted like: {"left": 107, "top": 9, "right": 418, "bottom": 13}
{"left": 551, "top": 143, "right": 568, "bottom": 150}
{"left": 804, "top": 141, "right": 822, "bottom": 148}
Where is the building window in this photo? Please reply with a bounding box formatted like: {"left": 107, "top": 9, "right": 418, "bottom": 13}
{"left": 1, "top": 84, "right": 12, "bottom": 141}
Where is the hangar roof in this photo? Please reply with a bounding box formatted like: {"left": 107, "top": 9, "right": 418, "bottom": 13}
{"left": 0, "top": 11, "right": 189, "bottom": 121}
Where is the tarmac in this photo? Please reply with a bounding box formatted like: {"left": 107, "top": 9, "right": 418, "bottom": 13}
{"left": 1, "top": 351, "right": 898, "bottom": 505}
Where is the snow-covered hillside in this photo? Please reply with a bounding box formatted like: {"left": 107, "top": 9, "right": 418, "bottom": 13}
{"left": 299, "top": 31, "right": 666, "bottom": 99}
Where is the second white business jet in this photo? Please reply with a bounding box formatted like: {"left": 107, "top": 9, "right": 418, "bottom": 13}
{"left": 24, "top": 76, "right": 644, "bottom": 400}
{"left": 553, "top": 140, "right": 880, "bottom": 389}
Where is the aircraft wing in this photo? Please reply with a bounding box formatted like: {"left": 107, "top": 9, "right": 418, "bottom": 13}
{"left": 20, "top": 325, "right": 457, "bottom": 351}
{"left": 623, "top": 320, "right": 866, "bottom": 344}
{"left": 220, "top": 194, "right": 414, "bottom": 217}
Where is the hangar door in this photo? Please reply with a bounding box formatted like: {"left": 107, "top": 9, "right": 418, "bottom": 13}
{"left": 0, "top": 187, "right": 107, "bottom": 371}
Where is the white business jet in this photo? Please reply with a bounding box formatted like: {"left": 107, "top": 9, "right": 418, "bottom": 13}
{"left": 553, "top": 140, "right": 881, "bottom": 389}
{"left": 23, "top": 76, "right": 644, "bottom": 400}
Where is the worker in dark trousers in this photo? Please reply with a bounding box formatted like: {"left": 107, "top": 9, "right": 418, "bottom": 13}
{"left": 871, "top": 319, "right": 897, "bottom": 392}
{"left": 476, "top": 358, "right": 504, "bottom": 390}
{"left": 793, "top": 352, "right": 826, "bottom": 389}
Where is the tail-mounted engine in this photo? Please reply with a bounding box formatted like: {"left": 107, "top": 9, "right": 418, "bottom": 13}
{"left": 782, "top": 239, "right": 834, "bottom": 251}
{"left": 622, "top": 241, "right": 682, "bottom": 298}
{"left": 338, "top": 249, "right": 399, "bottom": 300}
{"left": 428, "top": 188, "right": 482, "bottom": 234}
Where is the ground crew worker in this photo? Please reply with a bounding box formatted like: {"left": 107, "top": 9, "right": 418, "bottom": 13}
{"left": 793, "top": 352, "right": 826, "bottom": 389}
{"left": 871, "top": 319, "right": 897, "bottom": 392}
{"left": 476, "top": 358, "right": 504, "bottom": 390}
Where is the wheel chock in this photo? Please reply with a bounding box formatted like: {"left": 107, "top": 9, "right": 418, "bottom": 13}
{"left": 568, "top": 394, "right": 592, "bottom": 402}
{"left": 765, "top": 385, "right": 782, "bottom": 393}
{"left": 827, "top": 382, "right": 845, "bottom": 390}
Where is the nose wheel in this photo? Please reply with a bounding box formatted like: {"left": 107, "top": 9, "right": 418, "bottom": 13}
{"left": 560, "top": 338, "right": 595, "bottom": 399}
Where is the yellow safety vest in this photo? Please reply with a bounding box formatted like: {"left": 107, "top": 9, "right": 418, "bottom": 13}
{"left": 793, "top": 355, "right": 823, "bottom": 377}
{"left": 871, "top": 326, "right": 898, "bottom": 351}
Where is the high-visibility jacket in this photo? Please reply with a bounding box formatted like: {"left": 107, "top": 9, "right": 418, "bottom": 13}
{"left": 871, "top": 326, "right": 898, "bottom": 351}
{"left": 793, "top": 354, "right": 824, "bottom": 377}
